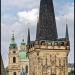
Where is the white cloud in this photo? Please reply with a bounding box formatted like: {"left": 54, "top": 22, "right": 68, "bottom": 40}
{"left": 17, "top": 8, "right": 39, "bottom": 23}
{"left": 1, "top": 8, "right": 39, "bottom": 68}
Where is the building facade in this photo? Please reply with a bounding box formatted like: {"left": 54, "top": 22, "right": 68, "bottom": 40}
{"left": 27, "top": 0, "right": 70, "bottom": 75}
{"left": 1, "top": 56, "right": 6, "bottom": 75}
{"left": 8, "top": 34, "right": 29, "bottom": 75}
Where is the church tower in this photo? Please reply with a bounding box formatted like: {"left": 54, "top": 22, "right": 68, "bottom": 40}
{"left": 8, "top": 33, "right": 20, "bottom": 75}
{"left": 27, "top": 0, "right": 70, "bottom": 75}
{"left": 18, "top": 38, "right": 29, "bottom": 75}
{"left": 36, "top": 0, "right": 58, "bottom": 41}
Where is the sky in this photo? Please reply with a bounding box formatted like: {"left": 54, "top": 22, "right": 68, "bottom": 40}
{"left": 1, "top": 0, "right": 74, "bottom": 68}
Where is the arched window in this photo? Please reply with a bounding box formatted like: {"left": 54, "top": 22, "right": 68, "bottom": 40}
{"left": 13, "top": 72, "right": 16, "bottom": 75}
{"left": 26, "top": 65, "right": 28, "bottom": 73}
{"left": 13, "top": 57, "right": 16, "bottom": 63}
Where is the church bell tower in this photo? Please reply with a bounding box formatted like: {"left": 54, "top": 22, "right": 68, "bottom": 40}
{"left": 8, "top": 33, "right": 20, "bottom": 75}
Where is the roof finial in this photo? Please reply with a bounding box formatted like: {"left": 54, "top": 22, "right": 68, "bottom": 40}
{"left": 66, "top": 16, "right": 67, "bottom": 25}
{"left": 11, "top": 30, "right": 15, "bottom": 42}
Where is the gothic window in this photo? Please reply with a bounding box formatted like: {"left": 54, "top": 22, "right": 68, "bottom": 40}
{"left": 13, "top": 72, "right": 16, "bottom": 75}
{"left": 13, "top": 51, "right": 16, "bottom": 53}
{"left": 26, "top": 65, "right": 28, "bottom": 73}
{"left": 13, "top": 57, "right": 16, "bottom": 63}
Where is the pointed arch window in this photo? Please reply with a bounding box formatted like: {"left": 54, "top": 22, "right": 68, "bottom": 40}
{"left": 13, "top": 57, "right": 16, "bottom": 63}
{"left": 13, "top": 72, "right": 16, "bottom": 75}
{"left": 26, "top": 65, "right": 28, "bottom": 73}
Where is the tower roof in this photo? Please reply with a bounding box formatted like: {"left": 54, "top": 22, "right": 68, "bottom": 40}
{"left": 36, "top": 0, "right": 58, "bottom": 41}
{"left": 65, "top": 24, "right": 69, "bottom": 41}
{"left": 27, "top": 28, "right": 30, "bottom": 45}
{"left": 9, "top": 33, "right": 17, "bottom": 49}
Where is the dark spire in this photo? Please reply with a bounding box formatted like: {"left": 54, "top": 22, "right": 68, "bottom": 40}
{"left": 65, "top": 23, "right": 69, "bottom": 41}
{"left": 36, "top": 17, "right": 40, "bottom": 40}
{"left": 27, "top": 28, "right": 30, "bottom": 45}
{"left": 36, "top": 0, "right": 58, "bottom": 41}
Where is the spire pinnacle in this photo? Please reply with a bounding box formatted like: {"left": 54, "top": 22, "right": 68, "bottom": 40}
{"left": 9, "top": 31, "right": 17, "bottom": 49}
{"left": 65, "top": 18, "right": 69, "bottom": 41}
{"left": 11, "top": 31, "right": 15, "bottom": 43}
{"left": 27, "top": 28, "right": 30, "bottom": 45}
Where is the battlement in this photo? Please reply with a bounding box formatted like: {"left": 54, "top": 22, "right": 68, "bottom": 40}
{"left": 27, "top": 40, "right": 70, "bottom": 52}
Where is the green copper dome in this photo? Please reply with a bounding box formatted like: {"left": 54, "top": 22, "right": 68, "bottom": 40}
{"left": 19, "top": 51, "right": 28, "bottom": 60}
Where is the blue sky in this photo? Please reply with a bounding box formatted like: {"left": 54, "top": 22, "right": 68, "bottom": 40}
{"left": 1, "top": 0, "right": 74, "bottom": 68}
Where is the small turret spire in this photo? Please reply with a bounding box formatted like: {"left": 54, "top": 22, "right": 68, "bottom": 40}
{"left": 65, "top": 18, "right": 69, "bottom": 41}
{"left": 27, "top": 28, "right": 30, "bottom": 45}
{"left": 36, "top": 16, "right": 40, "bottom": 40}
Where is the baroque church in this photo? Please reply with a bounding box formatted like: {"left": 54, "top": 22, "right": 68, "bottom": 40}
{"left": 7, "top": 0, "right": 74, "bottom": 75}
{"left": 8, "top": 33, "right": 29, "bottom": 75}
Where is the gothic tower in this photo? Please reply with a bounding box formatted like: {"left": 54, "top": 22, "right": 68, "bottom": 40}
{"left": 27, "top": 0, "right": 70, "bottom": 75}
{"left": 36, "top": 0, "right": 58, "bottom": 41}
{"left": 19, "top": 38, "right": 29, "bottom": 75}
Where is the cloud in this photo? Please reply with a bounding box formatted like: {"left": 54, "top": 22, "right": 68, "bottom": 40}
{"left": 1, "top": 8, "right": 39, "bottom": 68}
{"left": 17, "top": 8, "right": 39, "bottom": 23}
{"left": 1, "top": 1, "right": 74, "bottom": 68}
